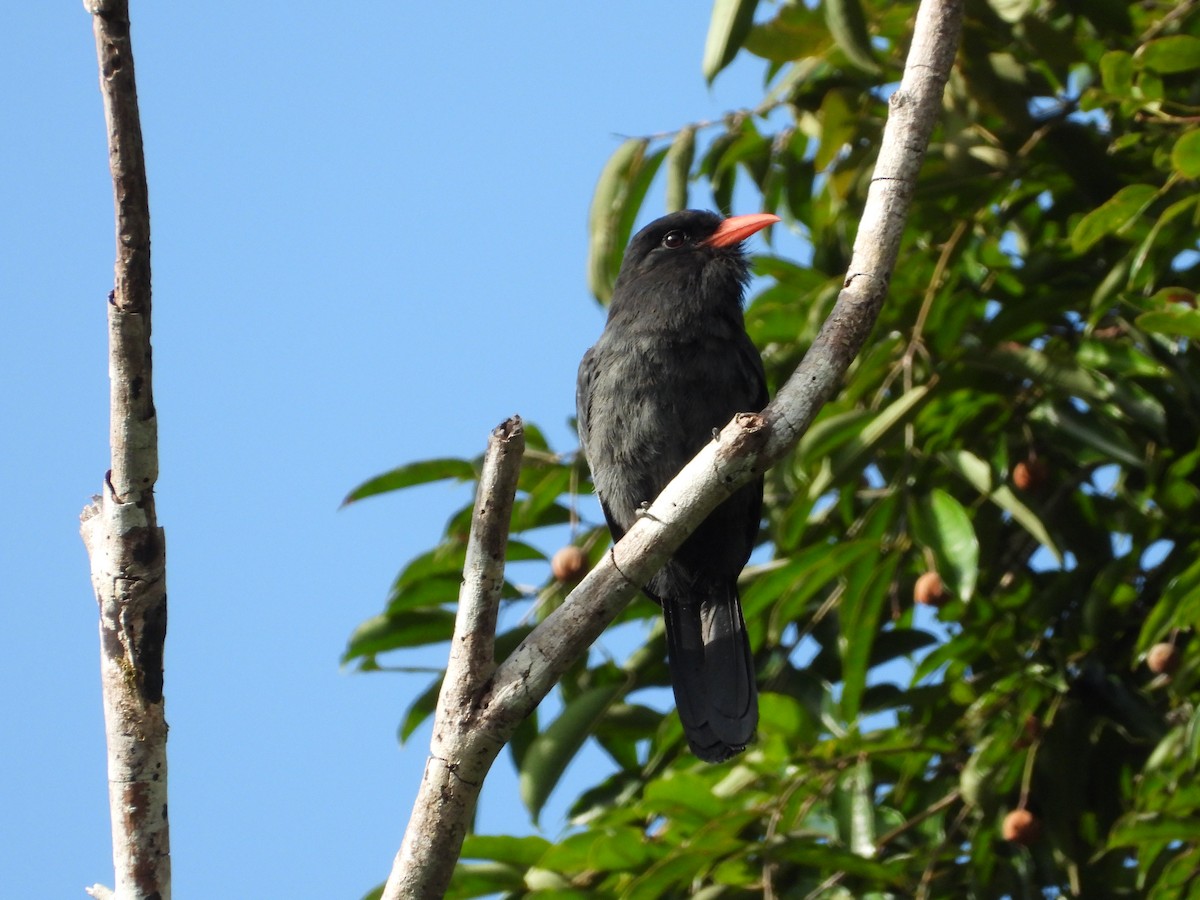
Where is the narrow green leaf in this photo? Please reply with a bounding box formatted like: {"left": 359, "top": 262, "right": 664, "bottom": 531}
{"left": 612, "top": 147, "right": 668, "bottom": 281}
{"left": 846, "top": 758, "right": 876, "bottom": 857}
{"left": 1028, "top": 402, "right": 1145, "bottom": 468}
{"left": 460, "top": 834, "right": 551, "bottom": 868}
{"left": 1070, "top": 184, "right": 1157, "bottom": 253}
{"left": 445, "top": 862, "right": 526, "bottom": 900}
{"left": 703, "top": 0, "right": 759, "bottom": 83}
{"left": 665, "top": 127, "right": 696, "bottom": 212}
{"left": 825, "top": 0, "right": 881, "bottom": 74}
{"left": 959, "top": 735, "right": 999, "bottom": 806}
{"left": 342, "top": 458, "right": 476, "bottom": 505}
{"left": 839, "top": 553, "right": 900, "bottom": 720}
{"left": 644, "top": 772, "right": 727, "bottom": 821}
{"left": 939, "top": 449, "right": 993, "bottom": 494}
{"left": 918, "top": 489, "right": 980, "bottom": 601}
{"left": 744, "top": 4, "right": 824, "bottom": 63}
{"left": 588, "top": 138, "right": 648, "bottom": 305}
{"left": 342, "top": 609, "right": 457, "bottom": 661}
{"left": 398, "top": 674, "right": 442, "bottom": 742}
{"left": 804, "top": 385, "right": 931, "bottom": 499}
{"left": 869, "top": 628, "right": 939, "bottom": 666}
{"left": 941, "top": 451, "right": 1062, "bottom": 562}
{"left": 1137, "top": 556, "right": 1200, "bottom": 653}
{"left": 385, "top": 540, "right": 538, "bottom": 611}
{"left": 520, "top": 684, "right": 623, "bottom": 823}
{"left": 1110, "top": 813, "right": 1200, "bottom": 847}
{"left": 1131, "top": 193, "right": 1200, "bottom": 280}
{"left": 768, "top": 839, "right": 906, "bottom": 882}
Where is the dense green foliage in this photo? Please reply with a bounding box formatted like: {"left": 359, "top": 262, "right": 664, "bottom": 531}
{"left": 350, "top": 0, "right": 1200, "bottom": 896}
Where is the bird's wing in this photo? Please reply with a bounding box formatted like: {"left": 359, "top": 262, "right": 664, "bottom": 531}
{"left": 575, "top": 345, "right": 629, "bottom": 546}
{"left": 575, "top": 345, "right": 596, "bottom": 451}
{"left": 740, "top": 334, "right": 769, "bottom": 411}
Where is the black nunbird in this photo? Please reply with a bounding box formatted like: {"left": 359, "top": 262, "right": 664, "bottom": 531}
{"left": 576, "top": 209, "right": 778, "bottom": 762}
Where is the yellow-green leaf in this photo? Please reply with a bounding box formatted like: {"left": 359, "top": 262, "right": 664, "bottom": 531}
{"left": 703, "top": 0, "right": 759, "bottom": 83}
{"left": 1070, "top": 184, "right": 1157, "bottom": 253}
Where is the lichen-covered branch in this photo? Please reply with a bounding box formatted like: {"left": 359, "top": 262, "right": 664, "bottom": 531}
{"left": 80, "top": 1, "right": 170, "bottom": 898}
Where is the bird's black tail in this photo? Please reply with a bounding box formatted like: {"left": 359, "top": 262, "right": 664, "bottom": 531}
{"left": 662, "top": 586, "right": 757, "bottom": 762}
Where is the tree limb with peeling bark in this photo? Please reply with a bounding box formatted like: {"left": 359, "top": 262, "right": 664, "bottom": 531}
{"left": 79, "top": 1, "right": 171, "bottom": 898}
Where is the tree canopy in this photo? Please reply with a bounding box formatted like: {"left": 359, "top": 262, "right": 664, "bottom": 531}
{"left": 349, "top": 0, "right": 1200, "bottom": 896}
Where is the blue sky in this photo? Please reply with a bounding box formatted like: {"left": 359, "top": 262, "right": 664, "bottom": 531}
{"left": 5, "top": 4, "right": 792, "bottom": 897}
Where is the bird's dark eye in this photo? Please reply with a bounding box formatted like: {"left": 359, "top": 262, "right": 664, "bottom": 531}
{"left": 662, "top": 230, "right": 687, "bottom": 249}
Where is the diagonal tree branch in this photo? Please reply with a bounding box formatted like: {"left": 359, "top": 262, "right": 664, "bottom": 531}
{"left": 79, "top": 2, "right": 170, "bottom": 898}
{"left": 383, "top": 1, "right": 962, "bottom": 896}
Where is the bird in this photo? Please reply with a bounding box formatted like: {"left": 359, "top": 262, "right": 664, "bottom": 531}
{"left": 576, "top": 209, "right": 778, "bottom": 762}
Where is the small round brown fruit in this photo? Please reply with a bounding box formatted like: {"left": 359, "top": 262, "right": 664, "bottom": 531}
{"left": 1002, "top": 808, "right": 1041, "bottom": 845}
{"left": 1012, "top": 458, "right": 1049, "bottom": 493}
{"left": 1147, "top": 642, "right": 1180, "bottom": 676}
{"left": 551, "top": 546, "right": 588, "bottom": 584}
{"left": 914, "top": 571, "right": 948, "bottom": 607}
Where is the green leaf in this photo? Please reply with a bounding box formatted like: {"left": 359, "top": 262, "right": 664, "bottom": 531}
{"left": 757, "top": 692, "right": 812, "bottom": 741}
{"left": 1109, "top": 812, "right": 1200, "bottom": 847}
{"left": 1171, "top": 129, "right": 1200, "bottom": 178}
{"left": 520, "top": 684, "right": 623, "bottom": 823}
{"left": 445, "top": 862, "right": 526, "bottom": 899}
{"left": 745, "top": 4, "right": 824, "bottom": 63}
{"left": 460, "top": 834, "right": 551, "bottom": 868}
{"left": 959, "top": 735, "right": 1001, "bottom": 806}
{"left": 839, "top": 552, "right": 900, "bottom": 720}
{"left": 941, "top": 450, "right": 1062, "bottom": 562}
{"left": 538, "top": 827, "right": 653, "bottom": 873}
{"left": 768, "top": 838, "right": 907, "bottom": 883}
{"left": 342, "top": 609, "right": 457, "bottom": 662}
{"left": 395, "top": 539, "right": 542, "bottom": 590}
{"left": 987, "top": 0, "right": 1034, "bottom": 23}
{"left": 1131, "top": 193, "right": 1200, "bottom": 281}
{"left": 803, "top": 385, "right": 932, "bottom": 499}
{"left": 844, "top": 758, "right": 876, "bottom": 857}
{"left": 1135, "top": 35, "right": 1200, "bottom": 75}
{"left": 1070, "top": 184, "right": 1157, "bottom": 253}
{"left": 588, "top": 139, "right": 651, "bottom": 304}
{"left": 913, "top": 489, "right": 980, "bottom": 601}
{"left": 342, "top": 457, "right": 476, "bottom": 505}
{"left": 644, "top": 771, "right": 727, "bottom": 821}
{"left": 1136, "top": 308, "right": 1200, "bottom": 340}
{"left": 1028, "top": 402, "right": 1145, "bottom": 469}
{"left": 1099, "top": 50, "right": 1134, "bottom": 96}
{"left": 1137, "top": 556, "right": 1200, "bottom": 653}
{"left": 703, "top": 0, "right": 759, "bottom": 83}
{"left": 398, "top": 675, "right": 442, "bottom": 742}
{"left": 747, "top": 539, "right": 886, "bottom": 643}
{"left": 666, "top": 127, "right": 696, "bottom": 212}
{"left": 825, "top": 0, "right": 881, "bottom": 74}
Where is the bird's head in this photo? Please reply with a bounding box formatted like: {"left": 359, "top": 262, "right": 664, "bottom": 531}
{"left": 611, "top": 210, "right": 780, "bottom": 313}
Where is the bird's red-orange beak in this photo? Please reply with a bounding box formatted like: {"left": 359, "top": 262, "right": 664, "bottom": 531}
{"left": 702, "top": 212, "right": 781, "bottom": 248}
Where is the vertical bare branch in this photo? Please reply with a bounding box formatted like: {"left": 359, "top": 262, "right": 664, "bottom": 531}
{"left": 382, "top": 417, "right": 526, "bottom": 900}
{"left": 79, "top": 2, "right": 170, "bottom": 898}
